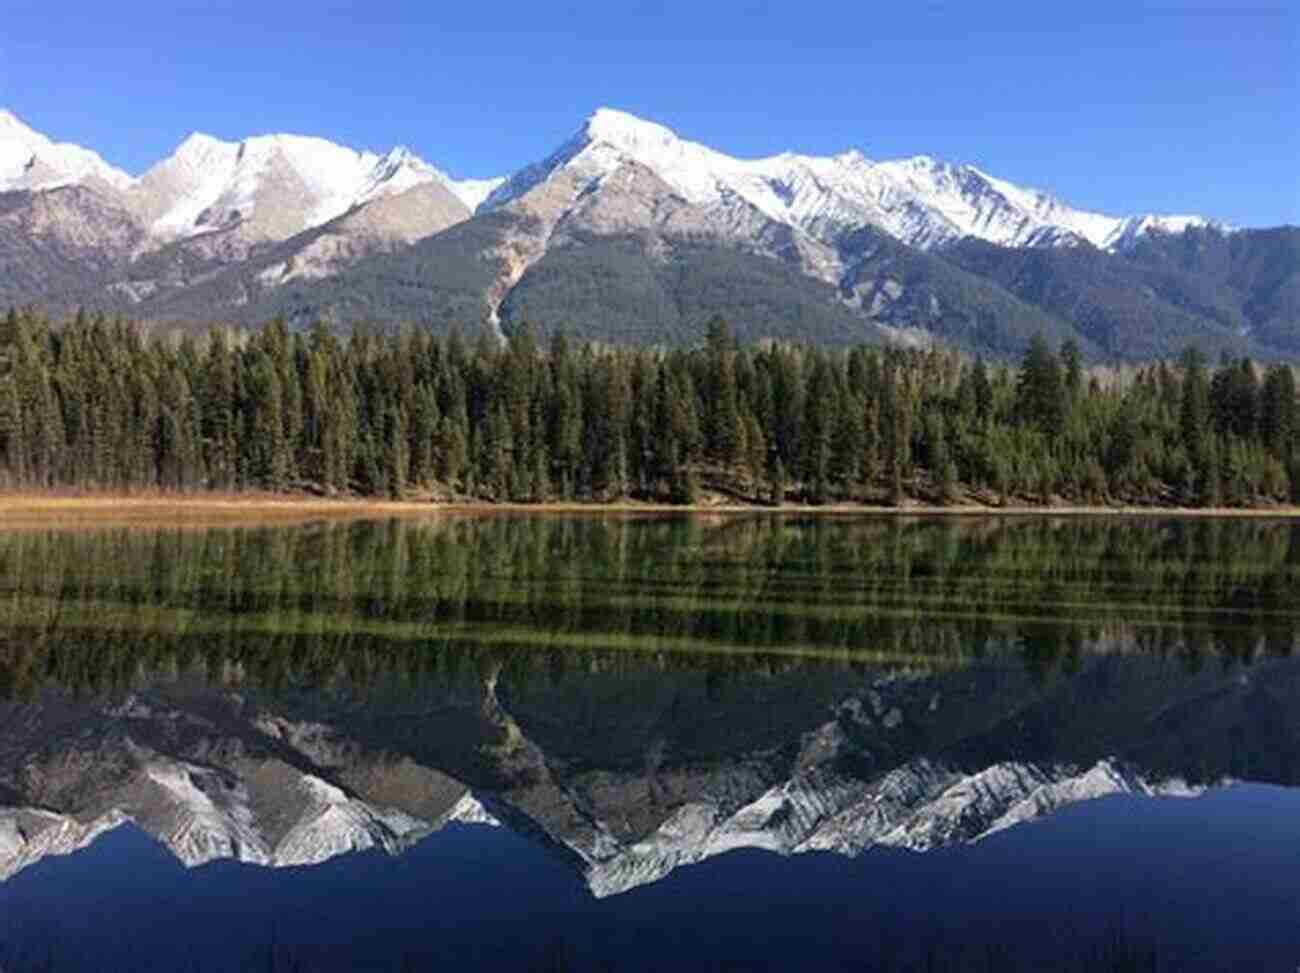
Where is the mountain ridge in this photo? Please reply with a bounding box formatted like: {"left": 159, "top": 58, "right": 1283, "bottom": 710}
{"left": 0, "top": 104, "right": 1230, "bottom": 260}
{"left": 0, "top": 105, "right": 1293, "bottom": 361}
{"left": 483, "top": 107, "right": 1226, "bottom": 254}
{"left": 4, "top": 639, "right": 1275, "bottom": 896}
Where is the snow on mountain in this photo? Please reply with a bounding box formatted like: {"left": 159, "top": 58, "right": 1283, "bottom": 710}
{"left": 0, "top": 103, "right": 1225, "bottom": 276}
{"left": 581, "top": 757, "right": 1211, "bottom": 898}
{"left": 485, "top": 107, "right": 765, "bottom": 215}
{"left": 0, "top": 787, "right": 497, "bottom": 885}
{"left": 0, "top": 750, "right": 1216, "bottom": 896}
{"left": 442, "top": 792, "right": 502, "bottom": 827}
{"left": 484, "top": 107, "right": 1219, "bottom": 255}
{"left": 0, "top": 109, "right": 133, "bottom": 194}
{"left": 0, "top": 752, "right": 433, "bottom": 882}
{"left": 1, "top": 109, "right": 498, "bottom": 253}
{"left": 130, "top": 132, "right": 478, "bottom": 245}
{"left": 0, "top": 807, "right": 129, "bottom": 882}
{"left": 1102, "top": 213, "right": 1221, "bottom": 251}
{"left": 453, "top": 176, "right": 507, "bottom": 211}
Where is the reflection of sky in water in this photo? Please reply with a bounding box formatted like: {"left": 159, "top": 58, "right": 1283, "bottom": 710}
{"left": 3, "top": 786, "right": 1299, "bottom": 971}
{"left": 1, "top": 517, "right": 1298, "bottom": 971}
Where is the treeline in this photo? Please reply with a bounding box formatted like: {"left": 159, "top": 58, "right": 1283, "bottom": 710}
{"left": 0, "top": 307, "right": 1297, "bottom": 506}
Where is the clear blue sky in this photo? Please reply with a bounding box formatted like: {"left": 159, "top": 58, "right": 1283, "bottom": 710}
{"left": 1, "top": 1, "right": 1295, "bottom": 227}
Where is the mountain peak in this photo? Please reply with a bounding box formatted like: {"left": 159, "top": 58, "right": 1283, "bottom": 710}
{"left": 0, "top": 108, "right": 34, "bottom": 134}
{"left": 482, "top": 107, "right": 1220, "bottom": 255}
{"left": 833, "top": 148, "right": 870, "bottom": 167}
{"left": 0, "top": 109, "right": 134, "bottom": 193}
{"left": 583, "top": 107, "right": 680, "bottom": 152}
{"left": 0, "top": 108, "right": 45, "bottom": 150}
{"left": 170, "top": 131, "right": 233, "bottom": 163}
{"left": 178, "top": 131, "right": 226, "bottom": 148}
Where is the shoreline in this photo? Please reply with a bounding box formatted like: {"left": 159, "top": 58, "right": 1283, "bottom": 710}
{"left": 0, "top": 492, "right": 1297, "bottom": 529}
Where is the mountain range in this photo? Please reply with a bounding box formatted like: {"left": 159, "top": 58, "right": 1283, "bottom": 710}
{"left": 5, "top": 644, "right": 1272, "bottom": 898}
{"left": 2, "top": 106, "right": 1296, "bottom": 359}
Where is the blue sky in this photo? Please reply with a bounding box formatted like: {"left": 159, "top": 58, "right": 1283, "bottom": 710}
{"left": 1, "top": 1, "right": 1295, "bottom": 227}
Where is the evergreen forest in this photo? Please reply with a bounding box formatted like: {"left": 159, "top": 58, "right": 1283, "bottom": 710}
{"left": 0, "top": 307, "right": 1297, "bottom": 507}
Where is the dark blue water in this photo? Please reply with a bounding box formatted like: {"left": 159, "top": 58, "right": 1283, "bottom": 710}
{"left": 4, "top": 785, "right": 1298, "bottom": 972}
{"left": 2, "top": 517, "right": 1299, "bottom": 971}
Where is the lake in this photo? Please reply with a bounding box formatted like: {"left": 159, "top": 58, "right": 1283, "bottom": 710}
{"left": 0, "top": 515, "right": 1298, "bottom": 971}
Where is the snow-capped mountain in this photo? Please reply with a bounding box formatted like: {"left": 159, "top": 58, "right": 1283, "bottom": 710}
{"left": 0, "top": 109, "right": 133, "bottom": 194}
{"left": 2, "top": 105, "right": 1283, "bottom": 360}
{"left": 2, "top": 644, "right": 1290, "bottom": 896}
{"left": 1, "top": 104, "right": 1217, "bottom": 264}
{"left": 0, "top": 745, "right": 1208, "bottom": 895}
{"left": 454, "top": 108, "right": 1234, "bottom": 347}
{"left": 484, "top": 107, "right": 1220, "bottom": 255}
{"left": 0, "top": 684, "right": 1221, "bottom": 898}
{"left": 0, "top": 108, "right": 499, "bottom": 259}
{"left": 580, "top": 758, "right": 1207, "bottom": 898}
{"left": 0, "top": 108, "right": 510, "bottom": 308}
{"left": 127, "top": 131, "right": 493, "bottom": 245}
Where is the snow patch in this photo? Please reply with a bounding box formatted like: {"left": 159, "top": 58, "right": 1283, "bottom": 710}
{"left": 484, "top": 107, "right": 1219, "bottom": 255}
{"left": 580, "top": 757, "right": 1213, "bottom": 898}
{"left": 0, "top": 108, "right": 133, "bottom": 193}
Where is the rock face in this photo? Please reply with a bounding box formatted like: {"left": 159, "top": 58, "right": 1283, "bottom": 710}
{"left": 2, "top": 645, "right": 1279, "bottom": 897}
{"left": 0, "top": 185, "right": 147, "bottom": 305}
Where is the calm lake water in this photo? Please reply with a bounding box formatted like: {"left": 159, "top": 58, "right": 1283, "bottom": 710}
{"left": 0, "top": 515, "right": 1298, "bottom": 971}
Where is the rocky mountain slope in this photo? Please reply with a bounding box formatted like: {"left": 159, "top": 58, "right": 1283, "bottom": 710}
{"left": 5, "top": 644, "right": 1293, "bottom": 896}
{"left": 0, "top": 108, "right": 495, "bottom": 314}
{"left": 1, "top": 106, "right": 1293, "bottom": 360}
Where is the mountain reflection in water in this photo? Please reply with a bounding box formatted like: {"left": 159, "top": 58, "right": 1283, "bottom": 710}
{"left": 0, "top": 515, "right": 1298, "bottom": 970}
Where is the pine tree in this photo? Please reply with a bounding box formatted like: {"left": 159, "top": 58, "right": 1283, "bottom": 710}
{"left": 1060, "top": 339, "right": 1083, "bottom": 402}
{"left": 1260, "top": 365, "right": 1296, "bottom": 460}
{"left": 882, "top": 363, "right": 911, "bottom": 504}
{"left": 939, "top": 457, "right": 958, "bottom": 505}
{"left": 703, "top": 316, "right": 741, "bottom": 465}
{"left": 531, "top": 445, "right": 551, "bottom": 502}
{"left": 201, "top": 331, "right": 239, "bottom": 490}
{"left": 245, "top": 351, "right": 288, "bottom": 491}
{"left": 436, "top": 414, "right": 468, "bottom": 491}
{"left": 742, "top": 411, "right": 766, "bottom": 498}
{"left": 972, "top": 356, "right": 993, "bottom": 425}
{"left": 408, "top": 384, "right": 441, "bottom": 488}
{"left": 0, "top": 374, "right": 23, "bottom": 484}
{"left": 770, "top": 456, "right": 786, "bottom": 506}
{"left": 1016, "top": 334, "right": 1064, "bottom": 433}
{"left": 383, "top": 400, "right": 409, "bottom": 499}
{"left": 1179, "top": 346, "right": 1211, "bottom": 494}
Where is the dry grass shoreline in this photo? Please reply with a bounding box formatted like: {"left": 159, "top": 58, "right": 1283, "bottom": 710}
{"left": 0, "top": 490, "right": 1296, "bottom": 530}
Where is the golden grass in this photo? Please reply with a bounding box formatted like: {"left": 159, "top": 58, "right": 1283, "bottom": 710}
{"left": 0, "top": 490, "right": 1295, "bottom": 530}
{"left": 0, "top": 491, "right": 444, "bottom": 529}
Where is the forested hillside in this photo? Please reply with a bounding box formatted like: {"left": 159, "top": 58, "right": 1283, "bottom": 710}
{"left": 0, "top": 307, "right": 1296, "bottom": 507}
{"left": 938, "top": 227, "right": 1300, "bottom": 360}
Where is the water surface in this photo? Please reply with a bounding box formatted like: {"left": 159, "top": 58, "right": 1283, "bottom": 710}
{"left": 1, "top": 515, "right": 1298, "bottom": 970}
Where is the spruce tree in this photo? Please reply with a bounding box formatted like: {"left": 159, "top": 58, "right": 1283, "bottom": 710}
{"left": 1016, "top": 334, "right": 1064, "bottom": 433}
{"left": 770, "top": 456, "right": 786, "bottom": 506}
{"left": 1261, "top": 365, "right": 1296, "bottom": 460}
